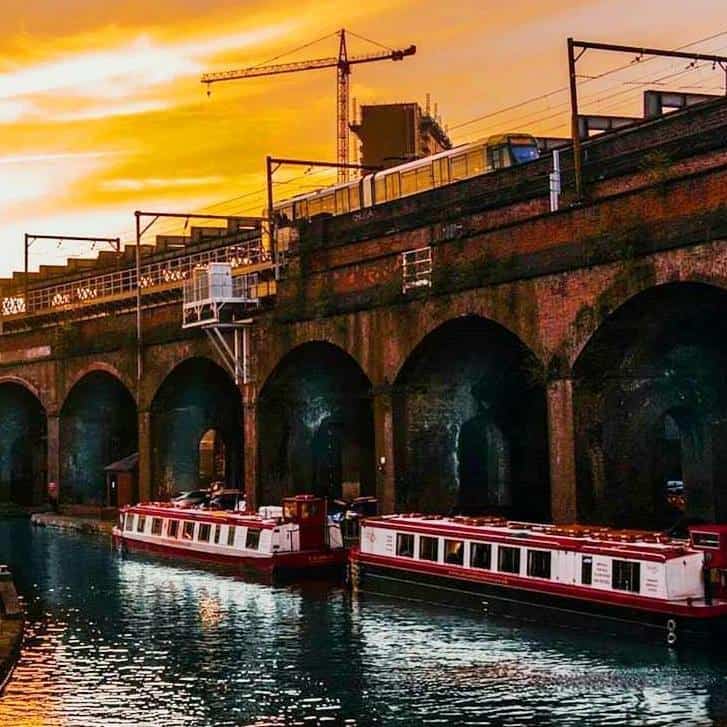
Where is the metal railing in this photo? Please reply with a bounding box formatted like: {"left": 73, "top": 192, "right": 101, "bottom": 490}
{"left": 1, "top": 235, "right": 272, "bottom": 319}
{"left": 402, "top": 246, "right": 433, "bottom": 293}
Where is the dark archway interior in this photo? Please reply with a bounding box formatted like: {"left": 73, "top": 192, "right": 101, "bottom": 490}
{"left": 393, "top": 316, "right": 550, "bottom": 519}
{"left": 198, "top": 428, "right": 226, "bottom": 486}
{"left": 574, "top": 283, "right": 727, "bottom": 528}
{"left": 151, "top": 358, "right": 242, "bottom": 498}
{"left": 60, "top": 372, "right": 137, "bottom": 505}
{"left": 0, "top": 383, "right": 47, "bottom": 506}
{"left": 258, "top": 343, "right": 375, "bottom": 505}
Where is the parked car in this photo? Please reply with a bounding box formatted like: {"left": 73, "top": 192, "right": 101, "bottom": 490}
{"left": 171, "top": 490, "right": 210, "bottom": 509}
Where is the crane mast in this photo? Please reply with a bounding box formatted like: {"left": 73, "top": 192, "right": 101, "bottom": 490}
{"left": 201, "top": 29, "right": 416, "bottom": 182}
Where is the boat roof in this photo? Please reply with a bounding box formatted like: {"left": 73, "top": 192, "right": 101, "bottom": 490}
{"left": 124, "top": 503, "right": 279, "bottom": 529}
{"left": 364, "top": 514, "right": 696, "bottom": 563}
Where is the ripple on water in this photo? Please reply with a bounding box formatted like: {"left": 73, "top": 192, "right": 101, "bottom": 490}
{"left": 0, "top": 521, "right": 726, "bottom": 726}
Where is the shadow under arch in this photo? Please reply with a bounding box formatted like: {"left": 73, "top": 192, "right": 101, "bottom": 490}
{"left": 393, "top": 315, "right": 549, "bottom": 519}
{"left": 573, "top": 281, "right": 727, "bottom": 528}
{"left": 60, "top": 370, "right": 137, "bottom": 505}
{"left": 258, "top": 341, "right": 374, "bottom": 505}
{"left": 150, "top": 357, "right": 242, "bottom": 499}
{"left": 0, "top": 382, "right": 47, "bottom": 505}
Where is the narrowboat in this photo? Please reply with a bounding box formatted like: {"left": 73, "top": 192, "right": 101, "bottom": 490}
{"left": 350, "top": 514, "right": 727, "bottom": 645}
{"left": 112, "top": 495, "right": 347, "bottom": 576}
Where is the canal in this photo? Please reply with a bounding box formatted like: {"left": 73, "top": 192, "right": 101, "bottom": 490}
{"left": 1, "top": 520, "right": 727, "bottom": 725}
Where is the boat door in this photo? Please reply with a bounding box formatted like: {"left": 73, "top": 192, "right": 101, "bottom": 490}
{"left": 283, "top": 495, "right": 327, "bottom": 550}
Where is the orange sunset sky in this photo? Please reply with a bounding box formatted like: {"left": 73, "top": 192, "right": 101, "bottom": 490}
{"left": 1, "top": 0, "right": 725, "bottom": 275}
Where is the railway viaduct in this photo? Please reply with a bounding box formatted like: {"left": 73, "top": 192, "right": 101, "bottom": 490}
{"left": 1, "top": 97, "right": 726, "bottom": 528}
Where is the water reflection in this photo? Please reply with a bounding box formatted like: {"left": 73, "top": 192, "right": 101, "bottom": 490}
{"left": 1, "top": 521, "right": 727, "bottom": 725}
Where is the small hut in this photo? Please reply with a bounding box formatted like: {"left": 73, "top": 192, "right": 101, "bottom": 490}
{"left": 104, "top": 453, "right": 139, "bottom": 507}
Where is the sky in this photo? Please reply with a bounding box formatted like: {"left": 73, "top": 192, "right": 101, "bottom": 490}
{"left": 0, "top": 0, "right": 725, "bottom": 276}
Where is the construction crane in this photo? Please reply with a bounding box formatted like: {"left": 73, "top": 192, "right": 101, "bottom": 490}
{"left": 201, "top": 29, "right": 416, "bottom": 182}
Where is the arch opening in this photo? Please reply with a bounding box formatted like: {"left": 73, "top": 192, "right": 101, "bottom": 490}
{"left": 60, "top": 371, "right": 137, "bottom": 505}
{"left": 151, "top": 358, "right": 242, "bottom": 499}
{"left": 0, "top": 383, "right": 47, "bottom": 506}
{"left": 574, "top": 282, "right": 727, "bottom": 528}
{"left": 258, "top": 342, "right": 374, "bottom": 504}
{"left": 393, "top": 316, "right": 550, "bottom": 519}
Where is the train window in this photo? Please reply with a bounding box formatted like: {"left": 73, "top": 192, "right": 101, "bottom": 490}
{"left": 444, "top": 539, "right": 464, "bottom": 565}
{"left": 527, "top": 550, "right": 551, "bottom": 579}
{"left": 450, "top": 154, "right": 467, "bottom": 181}
{"left": 385, "top": 173, "right": 401, "bottom": 200}
{"left": 489, "top": 145, "right": 509, "bottom": 170}
{"left": 510, "top": 142, "right": 539, "bottom": 164}
{"left": 308, "top": 197, "right": 322, "bottom": 216}
{"left": 319, "top": 194, "right": 335, "bottom": 214}
{"left": 438, "top": 158, "right": 450, "bottom": 185}
{"left": 470, "top": 542, "right": 491, "bottom": 569}
{"left": 498, "top": 546, "right": 521, "bottom": 574}
{"left": 349, "top": 185, "right": 361, "bottom": 211}
{"left": 335, "top": 189, "right": 349, "bottom": 214}
{"left": 415, "top": 166, "right": 433, "bottom": 191}
{"left": 419, "top": 536, "right": 439, "bottom": 562}
{"left": 374, "top": 176, "right": 386, "bottom": 203}
{"left": 396, "top": 532, "right": 414, "bottom": 557}
{"left": 581, "top": 555, "right": 593, "bottom": 585}
{"left": 294, "top": 200, "right": 308, "bottom": 219}
{"left": 612, "top": 560, "right": 640, "bottom": 593}
{"left": 246, "top": 528, "right": 261, "bottom": 550}
{"left": 401, "top": 170, "right": 417, "bottom": 196}
{"left": 466, "top": 149, "right": 485, "bottom": 177}
{"left": 151, "top": 518, "right": 163, "bottom": 536}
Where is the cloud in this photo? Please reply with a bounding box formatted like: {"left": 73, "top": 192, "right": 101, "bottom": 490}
{"left": 102, "top": 175, "right": 224, "bottom": 192}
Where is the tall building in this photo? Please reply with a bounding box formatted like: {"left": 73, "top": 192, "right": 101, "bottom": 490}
{"left": 350, "top": 102, "right": 451, "bottom": 171}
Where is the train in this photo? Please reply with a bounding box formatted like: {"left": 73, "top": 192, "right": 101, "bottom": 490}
{"left": 271, "top": 133, "right": 542, "bottom": 226}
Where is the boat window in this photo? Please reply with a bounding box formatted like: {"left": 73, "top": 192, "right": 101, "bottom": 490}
{"left": 300, "top": 501, "right": 319, "bottom": 519}
{"left": 581, "top": 555, "right": 593, "bottom": 585}
{"left": 498, "top": 546, "right": 521, "bottom": 574}
{"left": 612, "top": 560, "right": 640, "bottom": 593}
{"left": 401, "top": 170, "right": 417, "bottom": 196}
{"left": 246, "top": 528, "right": 261, "bottom": 550}
{"left": 692, "top": 532, "right": 720, "bottom": 548}
{"left": 168, "top": 520, "right": 179, "bottom": 538}
{"left": 227, "top": 526, "right": 236, "bottom": 547}
{"left": 214, "top": 524, "right": 221, "bottom": 544}
{"left": 198, "top": 523, "right": 211, "bottom": 543}
{"left": 125, "top": 514, "right": 135, "bottom": 532}
{"left": 151, "top": 518, "right": 163, "bottom": 536}
{"left": 419, "top": 536, "right": 439, "bottom": 562}
{"left": 470, "top": 542, "right": 492, "bottom": 569}
{"left": 136, "top": 515, "right": 146, "bottom": 533}
{"left": 444, "top": 539, "right": 464, "bottom": 565}
{"left": 182, "top": 521, "right": 195, "bottom": 541}
{"left": 396, "top": 532, "right": 415, "bottom": 558}
{"left": 527, "top": 550, "right": 551, "bottom": 579}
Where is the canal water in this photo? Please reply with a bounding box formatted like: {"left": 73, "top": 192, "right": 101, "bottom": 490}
{"left": 1, "top": 520, "right": 727, "bottom": 726}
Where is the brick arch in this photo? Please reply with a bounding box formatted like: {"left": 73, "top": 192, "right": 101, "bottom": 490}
{"left": 568, "top": 271, "right": 727, "bottom": 370}
{"left": 61, "top": 362, "right": 136, "bottom": 412}
{"left": 0, "top": 375, "right": 45, "bottom": 409}
{"left": 384, "top": 298, "right": 545, "bottom": 386}
{"left": 257, "top": 329, "right": 373, "bottom": 398}
{"left": 257, "top": 339, "right": 375, "bottom": 505}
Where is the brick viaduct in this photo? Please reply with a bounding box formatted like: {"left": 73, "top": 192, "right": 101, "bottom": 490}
{"left": 1, "top": 98, "right": 726, "bottom": 528}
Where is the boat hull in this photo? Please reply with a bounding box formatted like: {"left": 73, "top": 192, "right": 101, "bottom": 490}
{"left": 113, "top": 532, "right": 347, "bottom": 577}
{"left": 350, "top": 554, "right": 727, "bottom": 645}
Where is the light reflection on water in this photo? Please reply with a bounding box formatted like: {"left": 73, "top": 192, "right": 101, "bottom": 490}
{"left": 1, "top": 520, "right": 726, "bottom": 725}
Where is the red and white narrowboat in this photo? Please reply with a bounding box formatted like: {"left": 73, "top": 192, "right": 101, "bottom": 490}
{"left": 350, "top": 515, "right": 727, "bottom": 645}
{"left": 112, "top": 495, "right": 347, "bottom": 576}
